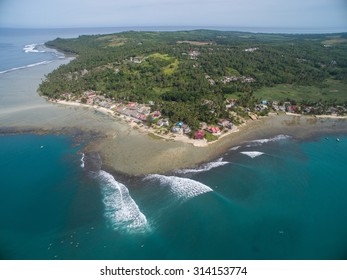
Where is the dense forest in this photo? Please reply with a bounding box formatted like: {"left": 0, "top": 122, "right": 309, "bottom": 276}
{"left": 39, "top": 30, "right": 347, "bottom": 129}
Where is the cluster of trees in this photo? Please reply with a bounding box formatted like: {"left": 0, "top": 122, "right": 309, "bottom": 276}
{"left": 39, "top": 30, "right": 347, "bottom": 127}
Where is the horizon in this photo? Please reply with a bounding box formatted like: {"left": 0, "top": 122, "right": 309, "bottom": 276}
{"left": 1, "top": 0, "right": 346, "bottom": 31}
{"left": 1, "top": 25, "right": 347, "bottom": 35}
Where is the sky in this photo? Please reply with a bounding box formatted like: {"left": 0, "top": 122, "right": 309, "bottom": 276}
{"left": 0, "top": 0, "right": 346, "bottom": 30}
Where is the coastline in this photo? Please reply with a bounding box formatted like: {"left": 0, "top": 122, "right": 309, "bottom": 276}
{"left": 2, "top": 93, "right": 347, "bottom": 176}
{"left": 1, "top": 54, "right": 347, "bottom": 177}
{"left": 51, "top": 99, "right": 242, "bottom": 147}
{"left": 48, "top": 99, "right": 347, "bottom": 175}
{"left": 84, "top": 113, "right": 347, "bottom": 176}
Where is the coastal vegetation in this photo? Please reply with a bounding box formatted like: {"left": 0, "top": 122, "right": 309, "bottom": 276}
{"left": 39, "top": 30, "right": 347, "bottom": 139}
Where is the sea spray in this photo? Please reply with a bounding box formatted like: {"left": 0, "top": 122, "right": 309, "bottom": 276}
{"left": 240, "top": 151, "right": 265, "bottom": 158}
{"left": 80, "top": 153, "right": 85, "bottom": 168}
{"left": 23, "top": 43, "right": 46, "bottom": 53}
{"left": 145, "top": 174, "right": 213, "bottom": 201}
{"left": 175, "top": 157, "right": 229, "bottom": 174}
{"left": 245, "top": 134, "right": 291, "bottom": 147}
{"left": 230, "top": 146, "right": 242, "bottom": 151}
{"left": 96, "top": 170, "right": 148, "bottom": 233}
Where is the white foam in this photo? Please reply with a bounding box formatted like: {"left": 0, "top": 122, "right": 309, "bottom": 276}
{"left": 247, "top": 134, "right": 290, "bottom": 147}
{"left": 240, "top": 151, "right": 264, "bottom": 158}
{"left": 145, "top": 174, "right": 213, "bottom": 200}
{"left": 230, "top": 145, "right": 241, "bottom": 151}
{"left": 0, "top": 61, "right": 53, "bottom": 74}
{"left": 176, "top": 157, "right": 229, "bottom": 174}
{"left": 23, "top": 43, "right": 46, "bottom": 53}
{"left": 96, "top": 170, "right": 148, "bottom": 232}
{"left": 80, "top": 153, "right": 85, "bottom": 168}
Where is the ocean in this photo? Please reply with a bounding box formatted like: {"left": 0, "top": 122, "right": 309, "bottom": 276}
{"left": 0, "top": 28, "right": 347, "bottom": 260}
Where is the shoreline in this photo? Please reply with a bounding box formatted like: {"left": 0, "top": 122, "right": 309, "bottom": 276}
{"left": 50, "top": 99, "right": 347, "bottom": 148}
{"left": 84, "top": 113, "right": 347, "bottom": 176}
{"left": 51, "top": 99, "right": 242, "bottom": 147}
{"left": 2, "top": 98, "right": 347, "bottom": 177}
{"left": 1, "top": 113, "right": 346, "bottom": 177}
{"left": 2, "top": 57, "right": 347, "bottom": 177}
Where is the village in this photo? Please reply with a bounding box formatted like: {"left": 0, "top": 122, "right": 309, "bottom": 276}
{"left": 52, "top": 89, "right": 347, "bottom": 145}
{"left": 54, "top": 90, "right": 238, "bottom": 145}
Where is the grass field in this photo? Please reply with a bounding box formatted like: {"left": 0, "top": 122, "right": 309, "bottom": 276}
{"left": 321, "top": 38, "right": 347, "bottom": 45}
{"left": 146, "top": 53, "right": 179, "bottom": 75}
{"left": 251, "top": 80, "right": 347, "bottom": 103}
{"left": 97, "top": 35, "right": 127, "bottom": 47}
{"left": 163, "top": 59, "right": 179, "bottom": 75}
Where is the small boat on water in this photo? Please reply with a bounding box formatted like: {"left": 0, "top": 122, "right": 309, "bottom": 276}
{"left": 336, "top": 138, "right": 340, "bottom": 142}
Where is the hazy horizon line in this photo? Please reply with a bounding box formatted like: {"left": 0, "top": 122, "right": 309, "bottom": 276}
{"left": 1, "top": 25, "right": 346, "bottom": 34}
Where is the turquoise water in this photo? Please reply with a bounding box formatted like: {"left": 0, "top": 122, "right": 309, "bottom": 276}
{"left": 0, "top": 133, "right": 346, "bottom": 259}
{"left": 1, "top": 27, "right": 347, "bottom": 260}
{"left": 0, "top": 134, "right": 97, "bottom": 259}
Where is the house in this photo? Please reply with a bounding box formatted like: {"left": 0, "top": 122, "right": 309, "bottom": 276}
{"left": 279, "top": 105, "right": 286, "bottom": 112}
{"left": 206, "top": 126, "right": 221, "bottom": 134}
{"left": 182, "top": 124, "right": 191, "bottom": 134}
{"left": 303, "top": 106, "right": 313, "bottom": 114}
{"left": 262, "top": 100, "right": 268, "bottom": 105}
{"left": 130, "top": 57, "right": 143, "bottom": 64}
{"left": 287, "top": 106, "right": 300, "bottom": 113}
{"left": 255, "top": 104, "right": 268, "bottom": 111}
{"left": 272, "top": 101, "right": 280, "bottom": 111}
{"left": 172, "top": 126, "right": 181, "bottom": 133}
{"left": 194, "top": 130, "right": 205, "bottom": 139}
{"left": 83, "top": 91, "right": 96, "bottom": 98}
{"left": 156, "top": 119, "right": 163, "bottom": 127}
{"left": 62, "top": 92, "right": 72, "bottom": 100}
{"left": 226, "top": 99, "right": 237, "bottom": 109}
{"left": 244, "top": 47, "right": 259, "bottom": 52}
{"left": 218, "top": 119, "right": 233, "bottom": 129}
{"left": 199, "top": 122, "right": 208, "bottom": 130}
{"left": 162, "top": 119, "right": 170, "bottom": 127}
{"left": 138, "top": 114, "right": 147, "bottom": 121}
{"left": 99, "top": 101, "right": 108, "bottom": 107}
{"left": 188, "top": 50, "right": 200, "bottom": 60}
{"left": 126, "top": 102, "right": 138, "bottom": 109}
{"left": 176, "top": 122, "right": 183, "bottom": 128}
{"left": 151, "top": 111, "right": 161, "bottom": 118}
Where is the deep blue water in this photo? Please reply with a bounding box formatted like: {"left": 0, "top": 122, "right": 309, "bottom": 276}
{"left": 0, "top": 134, "right": 347, "bottom": 260}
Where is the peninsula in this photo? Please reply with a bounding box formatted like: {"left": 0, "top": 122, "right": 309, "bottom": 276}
{"left": 39, "top": 30, "right": 347, "bottom": 144}
{"left": 35, "top": 30, "right": 347, "bottom": 174}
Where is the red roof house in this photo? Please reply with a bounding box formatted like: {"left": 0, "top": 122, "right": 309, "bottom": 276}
{"left": 194, "top": 130, "right": 205, "bottom": 140}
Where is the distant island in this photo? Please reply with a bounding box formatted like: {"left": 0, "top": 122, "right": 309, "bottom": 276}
{"left": 39, "top": 30, "right": 347, "bottom": 144}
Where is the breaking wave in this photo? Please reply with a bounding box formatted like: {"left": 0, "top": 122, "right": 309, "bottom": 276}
{"left": 0, "top": 61, "right": 54, "bottom": 74}
{"left": 230, "top": 145, "right": 241, "bottom": 151}
{"left": 80, "top": 153, "right": 85, "bottom": 168}
{"left": 240, "top": 151, "right": 265, "bottom": 158}
{"left": 0, "top": 43, "right": 65, "bottom": 75}
{"left": 175, "top": 158, "right": 229, "bottom": 174}
{"left": 96, "top": 170, "right": 148, "bottom": 232}
{"left": 145, "top": 174, "right": 213, "bottom": 201}
{"left": 246, "top": 134, "right": 291, "bottom": 147}
{"left": 23, "top": 43, "right": 47, "bottom": 53}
